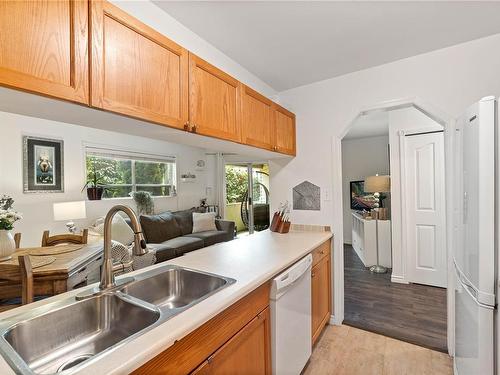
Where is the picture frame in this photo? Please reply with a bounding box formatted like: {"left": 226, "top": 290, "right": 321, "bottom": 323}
{"left": 23, "top": 136, "right": 64, "bottom": 193}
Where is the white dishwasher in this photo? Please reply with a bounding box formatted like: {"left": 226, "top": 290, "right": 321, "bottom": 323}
{"left": 270, "top": 254, "right": 312, "bottom": 375}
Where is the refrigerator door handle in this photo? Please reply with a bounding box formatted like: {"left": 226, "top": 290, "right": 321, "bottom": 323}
{"left": 458, "top": 272, "right": 495, "bottom": 310}
{"left": 454, "top": 260, "right": 496, "bottom": 306}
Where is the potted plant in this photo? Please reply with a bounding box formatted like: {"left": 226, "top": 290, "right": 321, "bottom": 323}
{"left": 0, "top": 195, "right": 23, "bottom": 260}
{"left": 130, "top": 191, "right": 154, "bottom": 215}
{"left": 82, "top": 161, "right": 105, "bottom": 200}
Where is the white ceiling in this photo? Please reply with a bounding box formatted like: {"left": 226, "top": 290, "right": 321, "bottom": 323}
{"left": 153, "top": 1, "right": 500, "bottom": 92}
{"left": 343, "top": 111, "right": 388, "bottom": 140}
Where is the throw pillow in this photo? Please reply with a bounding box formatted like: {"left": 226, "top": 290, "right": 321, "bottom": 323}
{"left": 92, "top": 214, "right": 135, "bottom": 245}
{"left": 192, "top": 212, "right": 217, "bottom": 233}
{"left": 140, "top": 212, "right": 182, "bottom": 243}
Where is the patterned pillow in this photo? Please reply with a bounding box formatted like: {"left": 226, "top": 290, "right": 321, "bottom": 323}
{"left": 92, "top": 215, "right": 135, "bottom": 245}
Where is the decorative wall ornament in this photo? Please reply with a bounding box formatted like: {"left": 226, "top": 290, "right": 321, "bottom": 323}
{"left": 292, "top": 181, "right": 320, "bottom": 211}
{"left": 195, "top": 159, "right": 206, "bottom": 171}
{"left": 23, "top": 136, "right": 64, "bottom": 193}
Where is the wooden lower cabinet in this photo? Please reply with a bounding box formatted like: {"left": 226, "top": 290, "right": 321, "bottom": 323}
{"left": 192, "top": 307, "right": 271, "bottom": 375}
{"left": 311, "top": 240, "right": 332, "bottom": 344}
{"left": 132, "top": 283, "right": 270, "bottom": 375}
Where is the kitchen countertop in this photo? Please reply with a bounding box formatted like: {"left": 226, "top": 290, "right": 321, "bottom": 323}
{"left": 0, "top": 229, "right": 332, "bottom": 375}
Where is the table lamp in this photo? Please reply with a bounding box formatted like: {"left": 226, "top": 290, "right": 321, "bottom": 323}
{"left": 364, "top": 174, "right": 390, "bottom": 274}
{"left": 53, "top": 201, "right": 87, "bottom": 233}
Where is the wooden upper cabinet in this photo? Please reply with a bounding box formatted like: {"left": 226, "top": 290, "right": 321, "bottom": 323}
{"left": 273, "top": 104, "right": 296, "bottom": 156}
{"left": 240, "top": 85, "right": 275, "bottom": 151}
{"left": 0, "top": 0, "right": 89, "bottom": 104}
{"left": 189, "top": 53, "right": 242, "bottom": 142}
{"left": 90, "top": 0, "right": 188, "bottom": 129}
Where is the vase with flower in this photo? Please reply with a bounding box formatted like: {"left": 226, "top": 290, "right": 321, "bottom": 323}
{"left": 0, "top": 195, "right": 23, "bottom": 261}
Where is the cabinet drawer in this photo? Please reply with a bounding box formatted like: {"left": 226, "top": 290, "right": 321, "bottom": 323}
{"left": 312, "top": 240, "right": 330, "bottom": 267}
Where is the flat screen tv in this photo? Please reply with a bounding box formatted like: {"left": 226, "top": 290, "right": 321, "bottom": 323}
{"left": 350, "top": 180, "right": 378, "bottom": 210}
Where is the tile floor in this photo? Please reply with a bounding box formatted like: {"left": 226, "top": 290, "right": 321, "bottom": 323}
{"left": 303, "top": 325, "right": 453, "bottom": 375}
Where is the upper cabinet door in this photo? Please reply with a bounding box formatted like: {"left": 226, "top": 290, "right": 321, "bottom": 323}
{"left": 240, "top": 85, "right": 274, "bottom": 151}
{"left": 90, "top": 0, "right": 188, "bottom": 129}
{"left": 0, "top": 0, "right": 89, "bottom": 104}
{"left": 273, "top": 104, "right": 296, "bottom": 156}
{"left": 189, "top": 53, "right": 242, "bottom": 142}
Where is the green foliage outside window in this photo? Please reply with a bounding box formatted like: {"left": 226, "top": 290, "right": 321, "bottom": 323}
{"left": 85, "top": 154, "right": 175, "bottom": 198}
{"left": 225, "top": 166, "right": 248, "bottom": 204}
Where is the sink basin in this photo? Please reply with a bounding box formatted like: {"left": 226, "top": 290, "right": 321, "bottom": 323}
{"left": 2, "top": 294, "right": 159, "bottom": 374}
{"left": 120, "top": 267, "right": 233, "bottom": 308}
{"left": 0, "top": 266, "right": 234, "bottom": 375}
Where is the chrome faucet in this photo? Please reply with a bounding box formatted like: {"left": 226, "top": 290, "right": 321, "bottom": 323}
{"left": 77, "top": 205, "right": 148, "bottom": 300}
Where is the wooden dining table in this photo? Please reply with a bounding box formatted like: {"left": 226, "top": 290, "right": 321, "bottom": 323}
{"left": 0, "top": 244, "right": 103, "bottom": 299}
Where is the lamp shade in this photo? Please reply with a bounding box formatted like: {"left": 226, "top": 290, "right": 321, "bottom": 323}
{"left": 53, "top": 201, "right": 87, "bottom": 221}
{"left": 364, "top": 175, "right": 390, "bottom": 193}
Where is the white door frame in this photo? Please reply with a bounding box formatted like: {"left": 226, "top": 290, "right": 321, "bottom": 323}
{"left": 331, "top": 97, "right": 455, "bottom": 356}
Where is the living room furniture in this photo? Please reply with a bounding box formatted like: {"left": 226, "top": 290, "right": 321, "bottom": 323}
{"left": 41, "top": 229, "right": 89, "bottom": 247}
{"left": 364, "top": 174, "right": 391, "bottom": 273}
{"left": 14, "top": 233, "right": 21, "bottom": 249}
{"left": 351, "top": 212, "right": 392, "bottom": 268}
{"left": 0, "top": 255, "right": 33, "bottom": 312}
{"left": 53, "top": 201, "right": 87, "bottom": 233}
{"left": 0, "top": 244, "right": 102, "bottom": 300}
{"left": 137, "top": 208, "right": 235, "bottom": 263}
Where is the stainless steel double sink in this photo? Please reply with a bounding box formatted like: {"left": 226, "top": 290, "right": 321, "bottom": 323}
{"left": 0, "top": 265, "right": 235, "bottom": 375}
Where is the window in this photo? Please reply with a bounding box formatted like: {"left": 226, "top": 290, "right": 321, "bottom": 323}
{"left": 85, "top": 147, "right": 176, "bottom": 198}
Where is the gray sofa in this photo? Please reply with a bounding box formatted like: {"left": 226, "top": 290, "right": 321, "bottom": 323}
{"left": 136, "top": 208, "right": 235, "bottom": 263}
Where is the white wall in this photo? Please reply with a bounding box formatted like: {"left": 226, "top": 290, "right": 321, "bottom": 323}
{"left": 111, "top": 0, "right": 277, "bottom": 99}
{"left": 388, "top": 108, "right": 442, "bottom": 283}
{"left": 341, "top": 135, "right": 390, "bottom": 244}
{"left": 271, "top": 33, "right": 500, "bottom": 322}
{"left": 0, "top": 111, "right": 213, "bottom": 247}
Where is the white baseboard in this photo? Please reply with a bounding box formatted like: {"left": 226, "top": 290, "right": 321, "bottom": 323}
{"left": 329, "top": 314, "right": 343, "bottom": 326}
{"left": 390, "top": 275, "right": 409, "bottom": 284}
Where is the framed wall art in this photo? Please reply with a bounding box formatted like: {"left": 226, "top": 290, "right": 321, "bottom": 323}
{"left": 23, "top": 136, "right": 64, "bottom": 193}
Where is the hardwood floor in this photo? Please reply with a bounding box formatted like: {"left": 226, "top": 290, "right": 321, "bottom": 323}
{"left": 304, "top": 325, "right": 452, "bottom": 375}
{"left": 344, "top": 245, "right": 447, "bottom": 352}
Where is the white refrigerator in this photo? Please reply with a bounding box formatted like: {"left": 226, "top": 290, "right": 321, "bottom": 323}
{"left": 454, "top": 96, "right": 497, "bottom": 375}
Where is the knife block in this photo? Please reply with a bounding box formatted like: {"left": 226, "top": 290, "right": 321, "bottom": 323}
{"left": 270, "top": 212, "right": 290, "bottom": 234}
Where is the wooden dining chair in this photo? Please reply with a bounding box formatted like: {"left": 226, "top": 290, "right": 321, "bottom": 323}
{"left": 41, "top": 229, "right": 88, "bottom": 247}
{"left": 0, "top": 255, "right": 33, "bottom": 312}
{"left": 14, "top": 233, "right": 21, "bottom": 249}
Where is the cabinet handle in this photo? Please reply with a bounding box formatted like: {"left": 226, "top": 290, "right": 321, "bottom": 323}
{"left": 207, "top": 355, "right": 214, "bottom": 364}
{"left": 320, "top": 250, "right": 325, "bottom": 255}
{"left": 192, "top": 124, "right": 197, "bottom": 133}
{"left": 311, "top": 272, "right": 315, "bottom": 277}
{"left": 183, "top": 122, "right": 190, "bottom": 131}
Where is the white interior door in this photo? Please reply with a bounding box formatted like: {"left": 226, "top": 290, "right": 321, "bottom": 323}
{"left": 404, "top": 131, "right": 447, "bottom": 287}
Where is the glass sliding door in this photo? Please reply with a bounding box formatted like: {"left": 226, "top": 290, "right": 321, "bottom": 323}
{"left": 224, "top": 163, "right": 270, "bottom": 236}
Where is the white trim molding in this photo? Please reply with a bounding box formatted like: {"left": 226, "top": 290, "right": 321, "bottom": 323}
{"left": 332, "top": 97, "right": 455, "bottom": 356}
